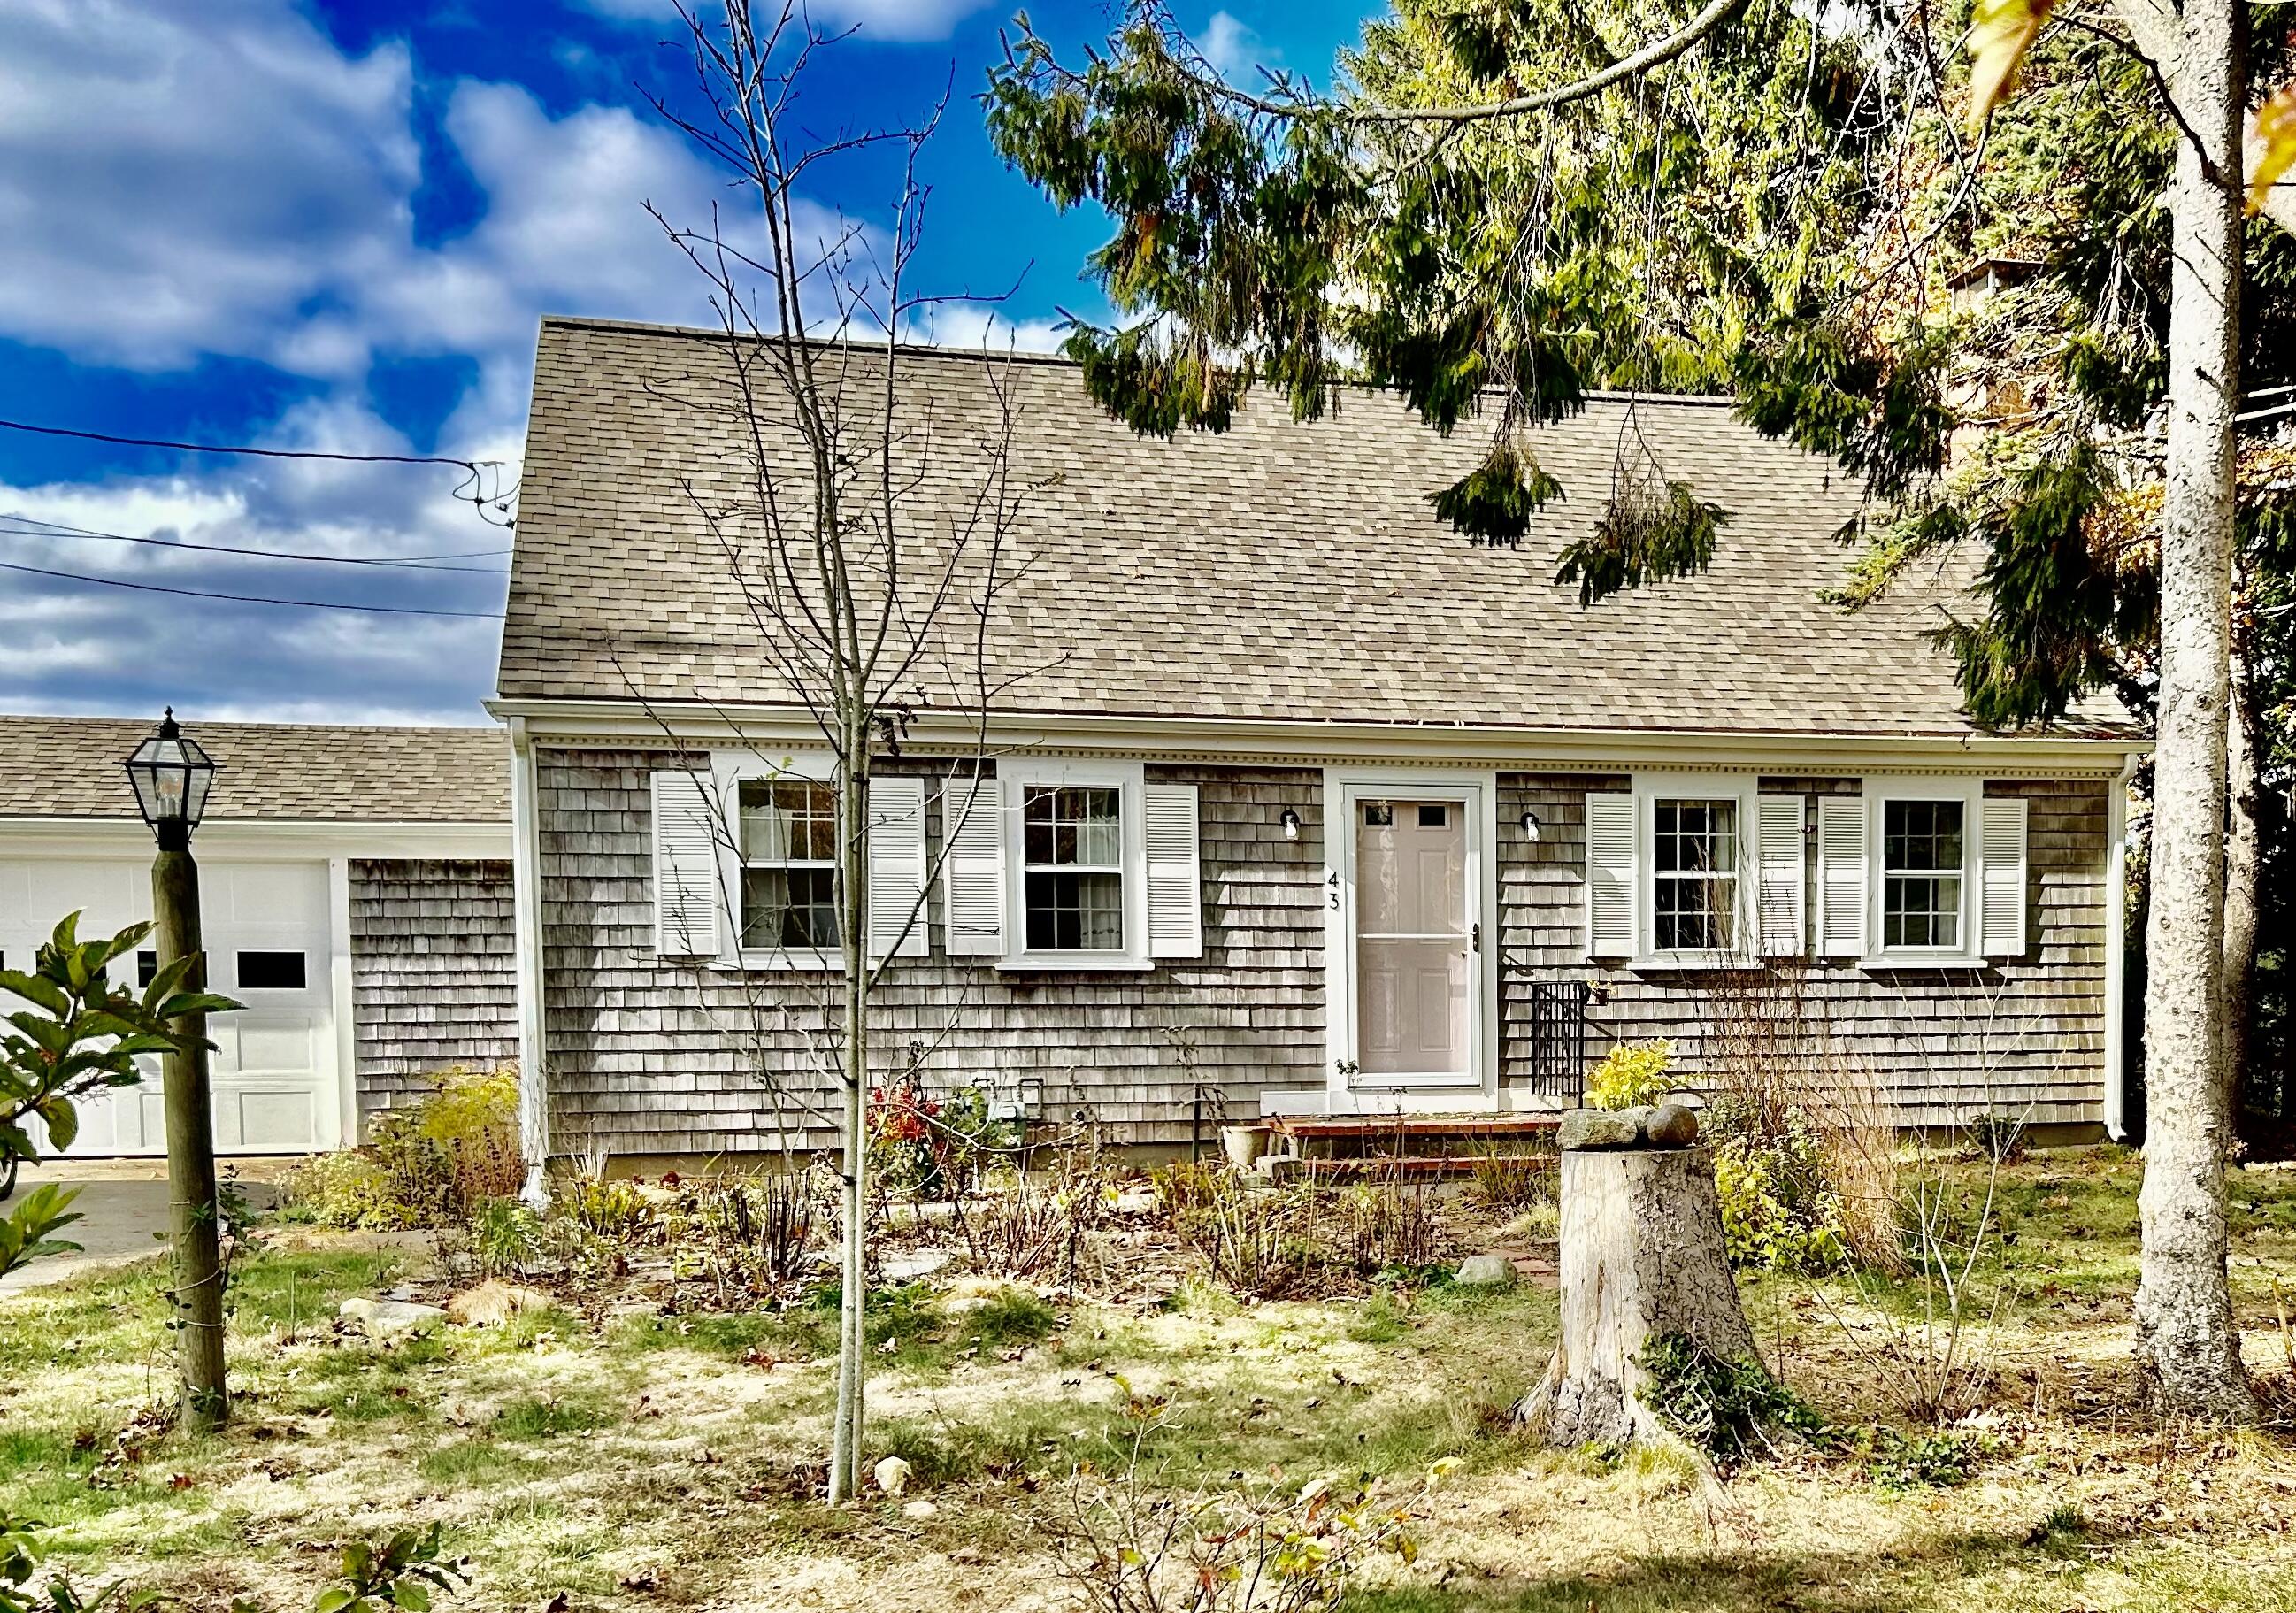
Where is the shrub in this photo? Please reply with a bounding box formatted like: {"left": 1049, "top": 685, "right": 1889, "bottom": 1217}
{"left": 282, "top": 1065, "right": 523, "bottom": 1230}
{"left": 467, "top": 1195, "right": 543, "bottom": 1279}
{"left": 280, "top": 1150, "right": 420, "bottom": 1231}
{"left": 1967, "top": 1111, "right": 2030, "bottom": 1164}
{"left": 1709, "top": 1113, "right": 1849, "bottom": 1273}
{"left": 1587, "top": 1040, "right": 1674, "bottom": 1110}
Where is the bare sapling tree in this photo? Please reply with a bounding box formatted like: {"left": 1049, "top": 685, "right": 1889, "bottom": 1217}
{"left": 641, "top": 0, "right": 1045, "bottom": 1503}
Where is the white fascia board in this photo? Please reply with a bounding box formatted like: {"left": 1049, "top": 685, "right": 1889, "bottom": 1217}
{"left": 0, "top": 818, "right": 511, "bottom": 861}
{"left": 488, "top": 695, "right": 2148, "bottom": 777}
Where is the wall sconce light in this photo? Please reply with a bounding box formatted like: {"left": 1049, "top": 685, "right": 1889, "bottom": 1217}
{"left": 1520, "top": 810, "right": 1542, "bottom": 843}
{"left": 1280, "top": 808, "right": 1302, "bottom": 842}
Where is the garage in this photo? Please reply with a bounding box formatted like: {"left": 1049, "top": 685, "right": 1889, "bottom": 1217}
{"left": 0, "top": 715, "right": 517, "bottom": 1157}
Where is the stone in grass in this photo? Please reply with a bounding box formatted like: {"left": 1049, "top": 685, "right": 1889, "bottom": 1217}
{"left": 1646, "top": 1102, "right": 1700, "bottom": 1149}
{"left": 902, "top": 1499, "right": 940, "bottom": 1520}
{"left": 873, "top": 1456, "right": 914, "bottom": 1497}
{"left": 1557, "top": 1107, "right": 1648, "bottom": 1151}
{"left": 1455, "top": 1254, "right": 1517, "bottom": 1288}
{"left": 338, "top": 1297, "right": 449, "bottom": 1339}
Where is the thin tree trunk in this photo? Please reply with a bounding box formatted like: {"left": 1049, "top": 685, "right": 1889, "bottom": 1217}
{"left": 2224, "top": 649, "right": 2261, "bottom": 1115}
{"left": 828, "top": 743, "right": 872, "bottom": 1503}
{"left": 2132, "top": 0, "right": 2256, "bottom": 1419}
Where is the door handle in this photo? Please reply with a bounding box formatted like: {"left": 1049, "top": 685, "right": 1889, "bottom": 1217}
{"left": 1471, "top": 923, "right": 1481, "bottom": 954}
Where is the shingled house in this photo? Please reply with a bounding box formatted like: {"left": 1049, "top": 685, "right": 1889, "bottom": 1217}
{"left": 489, "top": 316, "right": 2146, "bottom": 1170}
{"left": 0, "top": 717, "right": 517, "bottom": 1154}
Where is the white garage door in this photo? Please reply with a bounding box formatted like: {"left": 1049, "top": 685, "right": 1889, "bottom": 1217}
{"left": 0, "top": 856, "right": 342, "bottom": 1156}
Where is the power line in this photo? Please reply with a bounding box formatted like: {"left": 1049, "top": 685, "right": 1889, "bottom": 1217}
{"left": 0, "top": 557, "right": 505, "bottom": 618}
{"left": 0, "top": 512, "right": 511, "bottom": 574}
{"left": 0, "top": 415, "right": 503, "bottom": 471}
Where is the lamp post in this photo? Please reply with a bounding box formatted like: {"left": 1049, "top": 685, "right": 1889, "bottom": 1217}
{"left": 124, "top": 709, "right": 227, "bottom": 1430}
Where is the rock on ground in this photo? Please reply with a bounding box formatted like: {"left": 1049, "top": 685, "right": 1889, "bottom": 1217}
{"left": 1455, "top": 1254, "right": 1518, "bottom": 1287}
{"left": 339, "top": 1297, "right": 449, "bottom": 1339}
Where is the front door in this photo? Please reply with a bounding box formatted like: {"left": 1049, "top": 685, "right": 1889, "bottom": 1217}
{"left": 1354, "top": 796, "right": 1473, "bottom": 1085}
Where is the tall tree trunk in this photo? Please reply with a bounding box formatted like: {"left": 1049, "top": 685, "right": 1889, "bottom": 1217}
{"left": 2224, "top": 648, "right": 2262, "bottom": 1116}
{"left": 828, "top": 744, "right": 873, "bottom": 1504}
{"left": 2133, "top": 0, "right": 2256, "bottom": 1419}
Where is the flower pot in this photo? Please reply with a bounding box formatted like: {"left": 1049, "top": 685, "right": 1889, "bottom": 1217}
{"left": 1221, "top": 1125, "right": 1272, "bottom": 1171}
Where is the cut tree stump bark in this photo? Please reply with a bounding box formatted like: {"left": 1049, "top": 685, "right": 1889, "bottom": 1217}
{"left": 1518, "top": 1109, "right": 1756, "bottom": 1448}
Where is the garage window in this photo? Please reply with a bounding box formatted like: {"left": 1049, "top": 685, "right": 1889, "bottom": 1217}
{"left": 236, "top": 950, "right": 306, "bottom": 990}
{"left": 138, "top": 950, "right": 157, "bottom": 987}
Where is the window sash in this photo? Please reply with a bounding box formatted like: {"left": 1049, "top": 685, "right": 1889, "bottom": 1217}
{"left": 737, "top": 778, "right": 842, "bottom": 950}
{"left": 1017, "top": 783, "right": 1125, "bottom": 952}
{"left": 1650, "top": 796, "right": 1739, "bottom": 953}
{"left": 1879, "top": 797, "right": 1967, "bottom": 951}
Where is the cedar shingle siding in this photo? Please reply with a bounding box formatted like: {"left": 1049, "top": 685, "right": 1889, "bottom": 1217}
{"left": 538, "top": 748, "right": 1325, "bottom": 1155}
{"left": 535, "top": 745, "right": 2111, "bottom": 1157}
{"left": 1498, "top": 775, "right": 2110, "bottom": 1127}
{"left": 350, "top": 859, "right": 520, "bottom": 1120}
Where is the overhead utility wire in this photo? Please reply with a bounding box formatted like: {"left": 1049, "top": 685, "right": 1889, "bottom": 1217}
{"left": 0, "top": 557, "right": 505, "bottom": 618}
{"left": 0, "top": 513, "right": 511, "bottom": 573}
{"left": 0, "top": 416, "right": 502, "bottom": 470}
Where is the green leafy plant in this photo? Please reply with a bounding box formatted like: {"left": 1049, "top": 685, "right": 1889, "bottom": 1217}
{"left": 1635, "top": 1333, "right": 1826, "bottom": 1464}
{"left": 1711, "top": 1128, "right": 1850, "bottom": 1273}
{"left": 1, "top": 1508, "right": 159, "bottom": 1613}
{"left": 0, "top": 914, "right": 235, "bottom": 1279}
{"left": 1586, "top": 1040, "right": 1675, "bottom": 1110}
{"left": 317, "top": 1524, "right": 467, "bottom": 1613}
{"left": 281, "top": 1066, "right": 523, "bottom": 1231}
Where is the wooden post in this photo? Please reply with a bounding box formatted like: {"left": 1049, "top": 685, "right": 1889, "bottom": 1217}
{"left": 1519, "top": 1106, "right": 1755, "bottom": 1448}
{"left": 153, "top": 841, "right": 228, "bottom": 1431}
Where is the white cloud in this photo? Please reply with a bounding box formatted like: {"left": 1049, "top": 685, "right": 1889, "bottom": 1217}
{"left": 0, "top": 0, "right": 417, "bottom": 372}
{"left": 1202, "top": 11, "right": 1276, "bottom": 81}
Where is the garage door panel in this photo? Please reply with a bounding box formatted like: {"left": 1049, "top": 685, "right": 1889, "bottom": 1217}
{"left": 4, "top": 855, "right": 339, "bottom": 1157}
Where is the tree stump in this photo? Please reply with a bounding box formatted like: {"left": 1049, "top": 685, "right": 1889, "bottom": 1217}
{"left": 1518, "top": 1107, "right": 1756, "bottom": 1448}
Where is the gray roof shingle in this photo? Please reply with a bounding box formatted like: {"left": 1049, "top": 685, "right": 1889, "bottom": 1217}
{"left": 500, "top": 317, "right": 2133, "bottom": 741}
{"left": 0, "top": 716, "right": 508, "bottom": 823}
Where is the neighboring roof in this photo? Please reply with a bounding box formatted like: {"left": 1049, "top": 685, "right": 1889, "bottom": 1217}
{"left": 499, "top": 316, "right": 2135, "bottom": 742}
{"left": 0, "top": 716, "right": 509, "bottom": 823}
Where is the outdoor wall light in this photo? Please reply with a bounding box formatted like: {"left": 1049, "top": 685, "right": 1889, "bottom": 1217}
{"left": 1280, "top": 808, "right": 1302, "bottom": 841}
{"left": 1521, "top": 810, "right": 1542, "bottom": 843}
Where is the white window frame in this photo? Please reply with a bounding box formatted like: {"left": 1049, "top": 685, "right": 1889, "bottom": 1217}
{"left": 1632, "top": 772, "right": 1757, "bottom": 967}
{"left": 713, "top": 749, "right": 842, "bottom": 971}
{"left": 998, "top": 758, "right": 1152, "bottom": 972}
{"left": 1864, "top": 776, "right": 1985, "bottom": 967}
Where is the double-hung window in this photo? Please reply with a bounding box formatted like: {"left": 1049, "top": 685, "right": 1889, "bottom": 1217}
{"left": 1021, "top": 785, "right": 1125, "bottom": 951}
{"left": 1879, "top": 795, "right": 1967, "bottom": 951}
{"left": 738, "top": 778, "right": 840, "bottom": 950}
{"left": 1651, "top": 796, "right": 1740, "bottom": 953}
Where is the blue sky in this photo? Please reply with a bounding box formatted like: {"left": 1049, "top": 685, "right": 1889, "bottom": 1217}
{"left": 0, "top": 0, "right": 1367, "bottom": 726}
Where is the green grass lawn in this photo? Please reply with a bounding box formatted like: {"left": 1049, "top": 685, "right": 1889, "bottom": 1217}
{"left": 7, "top": 1148, "right": 2296, "bottom": 1611}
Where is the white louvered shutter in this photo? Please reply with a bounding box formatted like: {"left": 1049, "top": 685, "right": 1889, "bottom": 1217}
{"left": 1816, "top": 794, "right": 1869, "bottom": 958}
{"left": 1145, "top": 781, "right": 1203, "bottom": 960}
{"left": 1756, "top": 795, "right": 1806, "bottom": 956}
{"left": 1979, "top": 795, "right": 2029, "bottom": 957}
{"left": 941, "top": 778, "right": 1004, "bottom": 956}
{"left": 865, "top": 775, "right": 929, "bottom": 960}
{"left": 1585, "top": 792, "right": 1635, "bottom": 957}
{"left": 651, "top": 768, "right": 721, "bottom": 957}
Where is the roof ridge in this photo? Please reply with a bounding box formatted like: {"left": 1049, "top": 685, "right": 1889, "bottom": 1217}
{"left": 534, "top": 314, "right": 1742, "bottom": 409}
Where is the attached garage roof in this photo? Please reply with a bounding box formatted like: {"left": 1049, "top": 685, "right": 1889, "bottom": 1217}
{"left": 0, "top": 716, "right": 509, "bottom": 823}
{"left": 500, "top": 316, "right": 2136, "bottom": 742}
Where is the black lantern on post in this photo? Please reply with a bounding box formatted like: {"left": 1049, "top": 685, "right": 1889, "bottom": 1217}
{"left": 123, "top": 708, "right": 229, "bottom": 1430}
{"left": 124, "top": 709, "right": 218, "bottom": 852}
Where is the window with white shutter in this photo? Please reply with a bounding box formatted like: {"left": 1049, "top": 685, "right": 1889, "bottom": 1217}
{"left": 1584, "top": 792, "right": 1635, "bottom": 958}
{"left": 1144, "top": 781, "right": 1202, "bottom": 959}
{"left": 1755, "top": 795, "right": 1806, "bottom": 956}
{"left": 651, "top": 768, "right": 722, "bottom": 957}
{"left": 994, "top": 759, "right": 1160, "bottom": 970}
{"left": 1816, "top": 793, "right": 1868, "bottom": 957}
{"left": 1978, "top": 795, "right": 2029, "bottom": 957}
{"left": 865, "top": 775, "right": 929, "bottom": 960}
{"left": 941, "top": 777, "right": 1004, "bottom": 956}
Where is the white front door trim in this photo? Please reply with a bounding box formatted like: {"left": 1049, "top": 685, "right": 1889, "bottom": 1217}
{"left": 1321, "top": 766, "right": 1499, "bottom": 1107}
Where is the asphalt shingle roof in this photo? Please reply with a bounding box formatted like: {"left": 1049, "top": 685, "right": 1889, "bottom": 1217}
{"left": 500, "top": 316, "right": 2133, "bottom": 741}
{"left": 0, "top": 716, "right": 509, "bottom": 823}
